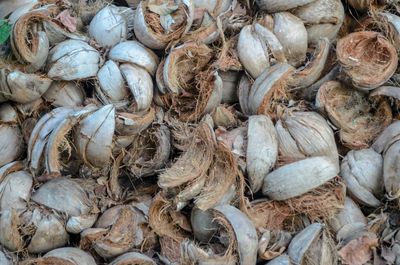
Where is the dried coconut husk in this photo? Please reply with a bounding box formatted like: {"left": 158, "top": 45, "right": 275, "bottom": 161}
{"left": 134, "top": 0, "right": 193, "bottom": 50}
{"left": 115, "top": 107, "right": 156, "bottom": 137}
{"left": 288, "top": 223, "right": 338, "bottom": 265}
{"left": 123, "top": 125, "right": 171, "bottom": 178}
{"left": 316, "top": 81, "right": 392, "bottom": 149}
{"left": 80, "top": 204, "right": 147, "bottom": 259}
{"left": 211, "top": 205, "right": 258, "bottom": 265}
{"left": 10, "top": 6, "right": 57, "bottom": 71}
{"left": 163, "top": 42, "right": 212, "bottom": 93}
{"left": 161, "top": 57, "right": 223, "bottom": 121}
{"left": 180, "top": 240, "right": 235, "bottom": 265}
{"left": 194, "top": 142, "right": 240, "bottom": 210}
{"left": 358, "top": 12, "right": 400, "bottom": 52}
{"left": 288, "top": 38, "right": 330, "bottom": 90}
{"left": 244, "top": 198, "right": 292, "bottom": 230}
{"left": 258, "top": 229, "right": 292, "bottom": 260}
{"left": 158, "top": 122, "right": 216, "bottom": 188}
{"left": 148, "top": 194, "right": 190, "bottom": 240}
{"left": 284, "top": 177, "right": 345, "bottom": 223}
{"left": 248, "top": 63, "right": 295, "bottom": 121}
{"left": 336, "top": 31, "right": 398, "bottom": 91}
{"left": 347, "top": 0, "right": 378, "bottom": 12}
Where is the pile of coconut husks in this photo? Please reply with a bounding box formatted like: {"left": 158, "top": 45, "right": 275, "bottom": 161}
{"left": 1, "top": 0, "right": 400, "bottom": 264}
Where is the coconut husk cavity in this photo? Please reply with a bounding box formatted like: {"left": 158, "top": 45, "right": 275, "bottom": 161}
{"left": 336, "top": 31, "right": 398, "bottom": 90}
{"left": 316, "top": 81, "right": 392, "bottom": 149}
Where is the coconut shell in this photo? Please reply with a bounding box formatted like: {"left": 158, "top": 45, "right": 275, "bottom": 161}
{"left": 288, "top": 223, "right": 323, "bottom": 264}
{"left": 120, "top": 63, "right": 154, "bottom": 112}
{"left": 336, "top": 31, "right": 398, "bottom": 90}
{"left": 289, "top": 38, "right": 330, "bottom": 89}
{"left": 220, "top": 71, "right": 240, "bottom": 104}
{"left": 10, "top": 6, "right": 53, "bottom": 69}
{"left": 96, "top": 60, "right": 128, "bottom": 105}
{"left": 83, "top": 205, "right": 146, "bottom": 258}
{"left": 237, "top": 25, "right": 270, "bottom": 79}
{"left": 3, "top": 70, "right": 52, "bottom": 104}
{"left": 31, "top": 177, "right": 95, "bottom": 217}
{"left": 191, "top": 208, "right": 219, "bottom": 243}
{"left": 258, "top": 230, "right": 292, "bottom": 260}
{"left": 27, "top": 211, "right": 69, "bottom": 253}
{"left": 341, "top": 148, "right": 383, "bottom": 207}
{"left": 246, "top": 115, "right": 278, "bottom": 193}
{"left": 133, "top": 0, "right": 194, "bottom": 50}
{"left": 263, "top": 156, "right": 339, "bottom": 200}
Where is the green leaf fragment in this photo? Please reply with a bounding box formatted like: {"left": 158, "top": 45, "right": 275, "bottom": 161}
{"left": 0, "top": 21, "right": 12, "bottom": 46}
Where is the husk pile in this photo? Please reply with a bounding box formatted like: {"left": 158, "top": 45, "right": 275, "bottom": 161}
{"left": 1, "top": 0, "right": 400, "bottom": 264}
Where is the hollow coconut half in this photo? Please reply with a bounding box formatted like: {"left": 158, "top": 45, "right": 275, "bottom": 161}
{"left": 336, "top": 31, "right": 398, "bottom": 91}
{"left": 316, "top": 81, "right": 392, "bottom": 149}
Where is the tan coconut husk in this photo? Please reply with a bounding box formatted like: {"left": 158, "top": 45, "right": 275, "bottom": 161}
{"left": 258, "top": 229, "right": 292, "bottom": 260}
{"left": 336, "top": 31, "right": 398, "bottom": 90}
{"left": 244, "top": 198, "right": 292, "bottom": 230}
{"left": 10, "top": 6, "right": 57, "bottom": 65}
{"left": 163, "top": 42, "right": 212, "bottom": 93}
{"left": 161, "top": 67, "right": 220, "bottom": 122}
{"left": 358, "top": 12, "right": 400, "bottom": 51}
{"left": 148, "top": 194, "right": 189, "bottom": 241}
{"left": 158, "top": 122, "right": 216, "bottom": 188}
{"left": 284, "top": 177, "right": 346, "bottom": 223}
{"left": 123, "top": 125, "right": 171, "bottom": 178}
{"left": 317, "top": 81, "right": 392, "bottom": 149}
{"left": 159, "top": 236, "right": 182, "bottom": 263}
{"left": 194, "top": 142, "right": 239, "bottom": 210}
{"left": 142, "top": 0, "right": 190, "bottom": 46}
{"left": 254, "top": 64, "right": 295, "bottom": 121}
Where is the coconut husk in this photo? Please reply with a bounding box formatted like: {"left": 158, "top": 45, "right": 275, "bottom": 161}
{"left": 123, "top": 125, "right": 171, "bottom": 179}
{"left": 358, "top": 12, "right": 400, "bottom": 51}
{"left": 244, "top": 198, "right": 292, "bottom": 230}
{"left": 10, "top": 6, "right": 57, "bottom": 66}
{"left": 158, "top": 122, "right": 216, "bottom": 188}
{"left": 258, "top": 229, "right": 292, "bottom": 260}
{"left": 148, "top": 193, "right": 189, "bottom": 241}
{"left": 180, "top": 240, "right": 236, "bottom": 265}
{"left": 194, "top": 142, "right": 239, "bottom": 210}
{"left": 336, "top": 31, "right": 398, "bottom": 90}
{"left": 143, "top": 0, "right": 190, "bottom": 45}
{"left": 284, "top": 177, "right": 346, "bottom": 223}
{"left": 317, "top": 81, "right": 392, "bottom": 149}
{"left": 162, "top": 67, "right": 221, "bottom": 122}
{"left": 251, "top": 63, "right": 295, "bottom": 121}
